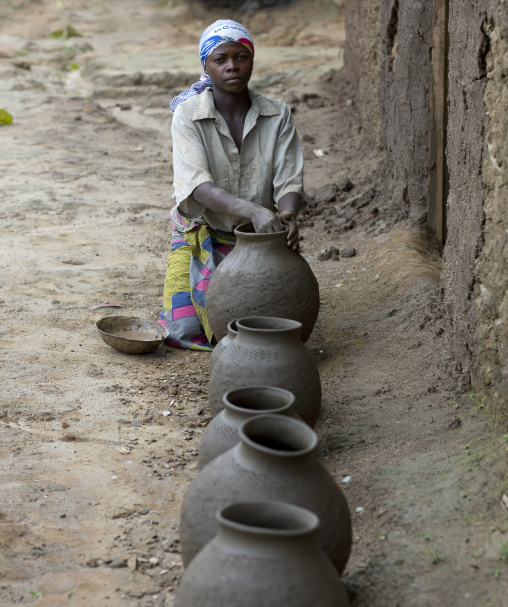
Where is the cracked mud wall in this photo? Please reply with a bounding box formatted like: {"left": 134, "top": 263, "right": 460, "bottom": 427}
{"left": 343, "top": 0, "right": 384, "bottom": 146}
{"left": 344, "top": 0, "right": 433, "bottom": 222}
{"left": 469, "top": 1, "right": 508, "bottom": 427}
{"left": 383, "top": 0, "right": 433, "bottom": 224}
{"left": 440, "top": 1, "right": 488, "bottom": 397}
{"left": 442, "top": 0, "right": 508, "bottom": 427}
{"left": 344, "top": 0, "right": 508, "bottom": 425}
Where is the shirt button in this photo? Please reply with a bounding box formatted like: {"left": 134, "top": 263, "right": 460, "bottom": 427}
{"left": 240, "top": 171, "right": 245, "bottom": 177}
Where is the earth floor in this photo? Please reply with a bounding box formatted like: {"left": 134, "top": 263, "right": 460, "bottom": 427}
{"left": 1, "top": 1, "right": 507, "bottom": 606}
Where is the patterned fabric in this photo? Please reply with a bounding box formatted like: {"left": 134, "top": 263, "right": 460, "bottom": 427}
{"left": 170, "top": 19, "right": 254, "bottom": 112}
{"left": 159, "top": 211, "right": 235, "bottom": 351}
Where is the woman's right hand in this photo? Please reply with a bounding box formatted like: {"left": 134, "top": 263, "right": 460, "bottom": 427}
{"left": 250, "top": 206, "right": 283, "bottom": 233}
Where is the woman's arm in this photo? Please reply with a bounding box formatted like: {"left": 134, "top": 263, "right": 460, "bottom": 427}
{"left": 271, "top": 106, "right": 305, "bottom": 251}
{"left": 192, "top": 182, "right": 283, "bottom": 233}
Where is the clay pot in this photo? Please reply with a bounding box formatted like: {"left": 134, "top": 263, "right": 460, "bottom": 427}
{"left": 198, "top": 386, "right": 298, "bottom": 469}
{"left": 208, "top": 316, "right": 321, "bottom": 427}
{"left": 180, "top": 414, "right": 352, "bottom": 573}
{"left": 175, "top": 501, "right": 350, "bottom": 607}
{"left": 206, "top": 223, "right": 320, "bottom": 342}
{"left": 209, "top": 319, "right": 237, "bottom": 375}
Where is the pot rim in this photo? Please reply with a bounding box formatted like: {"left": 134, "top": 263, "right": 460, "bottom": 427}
{"left": 218, "top": 500, "right": 320, "bottom": 537}
{"left": 239, "top": 414, "right": 318, "bottom": 457}
{"left": 234, "top": 222, "right": 289, "bottom": 237}
{"left": 226, "top": 319, "right": 238, "bottom": 335}
{"left": 236, "top": 316, "right": 302, "bottom": 334}
{"left": 223, "top": 386, "right": 296, "bottom": 414}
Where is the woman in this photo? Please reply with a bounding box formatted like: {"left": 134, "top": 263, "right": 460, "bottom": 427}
{"left": 160, "top": 19, "right": 305, "bottom": 351}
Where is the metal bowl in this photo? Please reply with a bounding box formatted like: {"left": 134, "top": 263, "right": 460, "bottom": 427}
{"left": 96, "top": 316, "right": 168, "bottom": 354}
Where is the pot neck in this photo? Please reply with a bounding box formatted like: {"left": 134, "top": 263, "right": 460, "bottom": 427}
{"left": 235, "top": 317, "right": 302, "bottom": 347}
{"left": 235, "top": 414, "right": 318, "bottom": 472}
{"left": 222, "top": 387, "right": 296, "bottom": 429}
{"left": 234, "top": 223, "right": 289, "bottom": 252}
{"left": 215, "top": 501, "right": 319, "bottom": 556}
{"left": 216, "top": 522, "right": 318, "bottom": 556}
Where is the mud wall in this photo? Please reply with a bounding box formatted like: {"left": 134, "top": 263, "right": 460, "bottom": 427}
{"left": 442, "top": 0, "right": 508, "bottom": 427}
{"left": 469, "top": 1, "right": 508, "bottom": 425}
{"left": 344, "top": 0, "right": 508, "bottom": 426}
{"left": 440, "top": 1, "right": 488, "bottom": 391}
{"left": 343, "top": 0, "right": 384, "bottom": 146}
{"left": 383, "top": 0, "right": 433, "bottom": 224}
{"left": 344, "top": 0, "right": 433, "bottom": 222}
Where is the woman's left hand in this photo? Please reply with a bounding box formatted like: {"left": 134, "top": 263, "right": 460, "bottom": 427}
{"left": 279, "top": 210, "right": 300, "bottom": 252}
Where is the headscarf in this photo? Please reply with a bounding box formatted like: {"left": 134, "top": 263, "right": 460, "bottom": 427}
{"left": 170, "top": 19, "right": 254, "bottom": 113}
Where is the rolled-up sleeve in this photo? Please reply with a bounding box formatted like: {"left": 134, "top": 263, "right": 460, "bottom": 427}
{"left": 271, "top": 106, "right": 305, "bottom": 203}
{"left": 171, "top": 106, "right": 213, "bottom": 212}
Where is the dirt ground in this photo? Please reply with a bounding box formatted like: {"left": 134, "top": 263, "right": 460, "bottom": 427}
{"left": 1, "top": 1, "right": 508, "bottom": 606}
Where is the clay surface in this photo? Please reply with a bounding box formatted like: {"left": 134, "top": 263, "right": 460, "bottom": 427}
{"left": 208, "top": 317, "right": 322, "bottom": 426}
{"left": 208, "top": 320, "right": 238, "bottom": 375}
{"left": 175, "top": 501, "right": 350, "bottom": 607}
{"left": 206, "top": 223, "right": 320, "bottom": 342}
{"left": 198, "top": 386, "right": 297, "bottom": 469}
{"left": 180, "top": 414, "right": 352, "bottom": 573}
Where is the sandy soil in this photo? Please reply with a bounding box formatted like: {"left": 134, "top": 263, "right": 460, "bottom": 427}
{"left": 1, "top": 1, "right": 508, "bottom": 606}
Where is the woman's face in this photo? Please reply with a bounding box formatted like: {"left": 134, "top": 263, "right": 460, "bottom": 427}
{"left": 205, "top": 42, "right": 253, "bottom": 95}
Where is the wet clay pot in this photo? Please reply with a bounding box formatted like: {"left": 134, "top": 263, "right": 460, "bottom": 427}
{"left": 209, "top": 319, "right": 237, "bottom": 375}
{"left": 179, "top": 414, "right": 352, "bottom": 573}
{"left": 198, "top": 386, "right": 298, "bottom": 469}
{"left": 208, "top": 317, "right": 321, "bottom": 427}
{"left": 205, "top": 223, "right": 320, "bottom": 342}
{"left": 175, "top": 501, "right": 350, "bottom": 607}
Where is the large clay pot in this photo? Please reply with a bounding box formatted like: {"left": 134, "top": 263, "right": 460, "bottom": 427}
{"left": 208, "top": 316, "right": 321, "bottom": 427}
{"left": 175, "top": 501, "right": 350, "bottom": 607}
{"left": 209, "top": 319, "right": 237, "bottom": 375}
{"left": 198, "top": 386, "right": 298, "bottom": 469}
{"left": 180, "top": 414, "right": 352, "bottom": 573}
{"left": 206, "top": 223, "right": 320, "bottom": 342}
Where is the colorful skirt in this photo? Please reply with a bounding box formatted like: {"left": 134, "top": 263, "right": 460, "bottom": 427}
{"left": 159, "top": 212, "right": 235, "bottom": 351}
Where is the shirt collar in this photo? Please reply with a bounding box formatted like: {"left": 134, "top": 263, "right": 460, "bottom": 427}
{"left": 192, "top": 88, "right": 281, "bottom": 121}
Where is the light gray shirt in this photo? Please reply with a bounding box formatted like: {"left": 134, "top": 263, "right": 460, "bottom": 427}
{"left": 171, "top": 88, "right": 305, "bottom": 232}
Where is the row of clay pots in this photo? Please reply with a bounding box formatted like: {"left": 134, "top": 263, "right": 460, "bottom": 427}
{"left": 181, "top": 413, "right": 352, "bottom": 573}
{"left": 174, "top": 316, "right": 352, "bottom": 606}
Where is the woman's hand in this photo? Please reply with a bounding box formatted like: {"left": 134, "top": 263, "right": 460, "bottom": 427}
{"left": 279, "top": 210, "right": 300, "bottom": 252}
{"left": 250, "top": 206, "right": 283, "bottom": 233}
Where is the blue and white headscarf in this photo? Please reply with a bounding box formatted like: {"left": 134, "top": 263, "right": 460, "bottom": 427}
{"left": 170, "top": 19, "right": 255, "bottom": 112}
